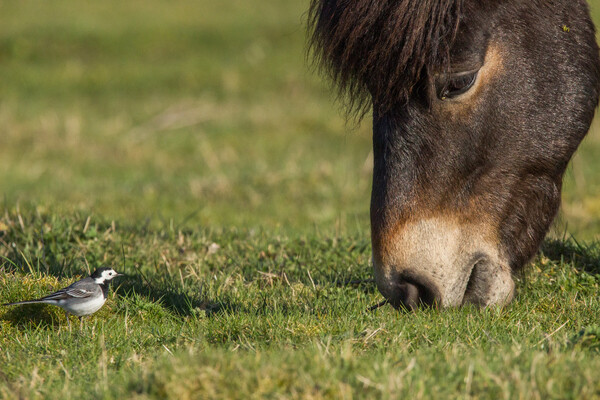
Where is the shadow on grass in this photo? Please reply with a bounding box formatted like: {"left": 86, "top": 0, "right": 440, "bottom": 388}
{"left": 1, "top": 304, "right": 65, "bottom": 330}
{"left": 113, "top": 271, "right": 207, "bottom": 316}
{"left": 0, "top": 216, "right": 238, "bottom": 319}
{"left": 1, "top": 221, "right": 380, "bottom": 320}
{"left": 1, "top": 250, "right": 207, "bottom": 318}
{"left": 1, "top": 249, "right": 320, "bottom": 321}
{"left": 540, "top": 238, "right": 600, "bottom": 275}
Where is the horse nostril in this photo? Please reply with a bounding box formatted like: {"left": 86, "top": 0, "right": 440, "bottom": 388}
{"left": 389, "top": 279, "right": 437, "bottom": 311}
{"left": 397, "top": 281, "right": 420, "bottom": 310}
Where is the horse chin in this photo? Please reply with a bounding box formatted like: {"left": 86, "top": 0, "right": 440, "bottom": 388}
{"left": 372, "top": 217, "right": 515, "bottom": 310}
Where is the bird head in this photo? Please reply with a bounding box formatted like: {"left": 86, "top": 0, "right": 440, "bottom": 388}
{"left": 91, "top": 267, "right": 124, "bottom": 284}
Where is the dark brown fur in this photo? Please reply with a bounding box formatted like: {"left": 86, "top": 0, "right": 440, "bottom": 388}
{"left": 309, "top": 0, "right": 600, "bottom": 307}
{"left": 309, "top": 0, "right": 463, "bottom": 115}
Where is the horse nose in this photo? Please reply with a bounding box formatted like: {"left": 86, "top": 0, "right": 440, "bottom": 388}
{"left": 372, "top": 218, "right": 516, "bottom": 308}
{"left": 388, "top": 279, "right": 438, "bottom": 310}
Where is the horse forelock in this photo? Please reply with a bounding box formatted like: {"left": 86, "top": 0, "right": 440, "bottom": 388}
{"left": 309, "top": 0, "right": 463, "bottom": 117}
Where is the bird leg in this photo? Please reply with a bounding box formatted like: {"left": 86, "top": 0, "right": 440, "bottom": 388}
{"left": 65, "top": 311, "right": 71, "bottom": 331}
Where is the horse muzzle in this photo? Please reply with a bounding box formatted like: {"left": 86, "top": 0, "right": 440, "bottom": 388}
{"left": 372, "top": 217, "right": 515, "bottom": 310}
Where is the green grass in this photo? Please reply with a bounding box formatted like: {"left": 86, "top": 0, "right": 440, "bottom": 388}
{"left": 1, "top": 0, "right": 600, "bottom": 398}
{"left": 2, "top": 212, "right": 600, "bottom": 398}
{"left": 0, "top": 0, "right": 371, "bottom": 232}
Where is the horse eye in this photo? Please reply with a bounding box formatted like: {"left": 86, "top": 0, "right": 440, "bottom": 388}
{"left": 438, "top": 70, "right": 479, "bottom": 100}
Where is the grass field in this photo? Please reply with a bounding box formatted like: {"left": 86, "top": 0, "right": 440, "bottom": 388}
{"left": 1, "top": 1, "right": 600, "bottom": 398}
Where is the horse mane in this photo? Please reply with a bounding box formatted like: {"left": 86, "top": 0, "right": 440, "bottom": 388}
{"left": 308, "top": 0, "right": 463, "bottom": 117}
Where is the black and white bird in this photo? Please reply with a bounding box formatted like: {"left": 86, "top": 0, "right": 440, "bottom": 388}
{"left": 3, "top": 267, "right": 124, "bottom": 324}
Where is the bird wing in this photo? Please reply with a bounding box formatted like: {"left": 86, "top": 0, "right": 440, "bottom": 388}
{"left": 37, "top": 288, "right": 73, "bottom": 301}
{"left": 38, "top": 286, "right": 96, "bottom": 301}
{"left": 62, "top": 278, "right": 100, "bottom": 298}
{"left": 63, "top": 288, "right": 95, "bottom": 298}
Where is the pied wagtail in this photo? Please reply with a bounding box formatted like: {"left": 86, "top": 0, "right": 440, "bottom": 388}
{"left": 3, "top": 267, "right": 124, "bottom": 325}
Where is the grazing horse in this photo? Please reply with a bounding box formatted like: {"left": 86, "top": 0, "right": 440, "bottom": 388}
{"left": 309, "top": 0, "right": 600, "bottom": 309}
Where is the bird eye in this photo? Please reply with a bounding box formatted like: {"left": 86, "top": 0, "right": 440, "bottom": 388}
{"left": 437, "top": 69, "right": 479, "bottom": 100}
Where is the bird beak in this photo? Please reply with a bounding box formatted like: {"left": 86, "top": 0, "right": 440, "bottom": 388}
{"left": 116, "top": 273, "right": 126, "bottom": 277}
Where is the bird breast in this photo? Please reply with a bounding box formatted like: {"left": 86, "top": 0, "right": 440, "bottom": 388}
{"left": 61, "top": 295, "right": 107, "bottom": 316}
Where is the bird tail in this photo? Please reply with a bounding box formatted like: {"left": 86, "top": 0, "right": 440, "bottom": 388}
{"left": 3, "top": 299, "right": 45, "bottom": 306}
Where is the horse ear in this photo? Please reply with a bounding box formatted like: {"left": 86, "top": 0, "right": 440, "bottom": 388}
{"left": 308, "top": 0, "right": 463, "bottom": 116}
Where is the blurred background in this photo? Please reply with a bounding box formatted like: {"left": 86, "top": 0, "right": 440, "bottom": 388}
{"left": 0, "top": 0, "right": 599, "bottom": 239}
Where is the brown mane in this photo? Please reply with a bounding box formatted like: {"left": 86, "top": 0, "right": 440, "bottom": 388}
{"left": 308, "top": 0, "right": 463, "bottom": 116}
